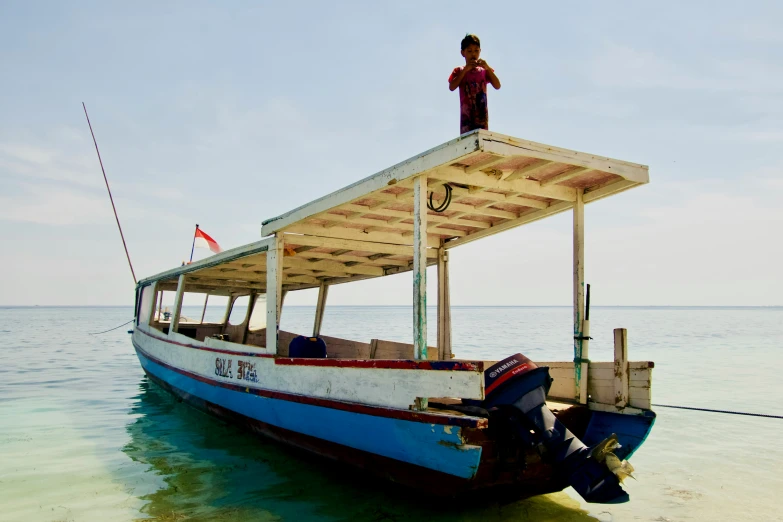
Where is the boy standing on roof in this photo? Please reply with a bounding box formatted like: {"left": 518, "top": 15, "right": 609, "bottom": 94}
{"left": 448, "top": 34, "right": 501, "bottom": 135}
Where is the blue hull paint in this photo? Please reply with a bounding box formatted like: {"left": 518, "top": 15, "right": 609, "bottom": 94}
{"left": 136, "top": 349, "right": 483, "bottom": 479}
{"left": 582, "top": 410, "right": 656, "bottom": 460}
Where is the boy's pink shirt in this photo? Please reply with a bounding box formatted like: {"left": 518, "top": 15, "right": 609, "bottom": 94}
{"left": 449, "top": 66, "right": 489, "bottom": 134}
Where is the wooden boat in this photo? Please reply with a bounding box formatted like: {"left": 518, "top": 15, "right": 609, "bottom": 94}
{"left": 132, "top": 130, "right": 655, "bottom": 503}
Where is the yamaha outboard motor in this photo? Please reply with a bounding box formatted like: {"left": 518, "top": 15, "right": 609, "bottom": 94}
{"left": 482, "top": 354, "right": 629, "bottom": 504}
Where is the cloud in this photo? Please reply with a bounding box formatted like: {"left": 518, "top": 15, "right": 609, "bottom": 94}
{"left": 0, "top": 130, "right": 189, "bottom": 226}
{"left": 734, "top": 21, "right": 783, "bottom": 44}
{"left": 586, "top": 179, "right": 783, "bottom": 305}
{"left": 0, "top": 184, "right": 110, "bottom": 225}
{"left": 0, "top": 139, "right": 102, "bottom": 189}
{"left": 589, "top": 44, "right": 711, "bottom": 90}
{"left": 589, "top": 43, "right": 783, "bottom": 95}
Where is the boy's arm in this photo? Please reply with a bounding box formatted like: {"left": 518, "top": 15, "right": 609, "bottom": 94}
{"left": 478, "top": 60, "right": 501, "bottom": 89}
{"left": 448, "top": 65, "right": 471, "bottom": 91}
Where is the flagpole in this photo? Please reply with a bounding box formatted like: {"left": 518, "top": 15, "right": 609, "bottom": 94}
{"left": 189, "top": 224, "right": 199, "bottom": 263}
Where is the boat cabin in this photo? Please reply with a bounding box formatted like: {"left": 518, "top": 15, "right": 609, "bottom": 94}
{"left": 134, "top": 130, "right": 653, "bottom": 413}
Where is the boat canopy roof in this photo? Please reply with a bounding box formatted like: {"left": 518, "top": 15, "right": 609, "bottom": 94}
{"left": 141, "top": 130, "right": 648, "bottom": 294}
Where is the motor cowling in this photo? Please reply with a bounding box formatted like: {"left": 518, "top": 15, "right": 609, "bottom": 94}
{"left": 482, "top": 354, "right": 629, "bottom": 504}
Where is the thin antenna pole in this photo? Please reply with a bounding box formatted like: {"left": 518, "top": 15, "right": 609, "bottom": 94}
{"left": 82, "top": 102, "right": 137, "bottom": 284}
{"left": 189, "top": 224, "right": 199, "bottom": 263}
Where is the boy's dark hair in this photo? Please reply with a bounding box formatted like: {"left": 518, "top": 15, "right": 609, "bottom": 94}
{"left": 461, "top": 34, "right": 480, "bottom": 51}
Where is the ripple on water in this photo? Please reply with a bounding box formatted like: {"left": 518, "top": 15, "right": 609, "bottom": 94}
{"left": 1, "top": 306, "right": 782, "bottom": 521}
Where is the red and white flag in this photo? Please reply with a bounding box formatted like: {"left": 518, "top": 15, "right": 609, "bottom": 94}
{"left": 194, "top": 227, "right": 222, "bottom": 254}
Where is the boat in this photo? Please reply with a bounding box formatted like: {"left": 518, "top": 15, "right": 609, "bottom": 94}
{"left": 131, "top": 130, "right": 655, "bottom": 503}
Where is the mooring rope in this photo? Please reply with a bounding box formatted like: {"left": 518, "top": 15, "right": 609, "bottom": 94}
{"left": 83, "top": 102, "right": 137, "bottom": 284}
{"left": 89, "top": 319, "right": 134, "bottom": 336}
{"left": 653, "top": 403, "right": 783, "bottom": 420}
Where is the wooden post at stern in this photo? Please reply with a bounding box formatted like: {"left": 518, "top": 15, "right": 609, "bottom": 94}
{"left": 573, "top": 188, "right": 587, "bottom": 404}
{"left": 413, "top": 175, "right": 428, "bottom": 411}
{"left": 266, "top": 236, "right": 284, "bottom": 354}
{"left": 170, "top": 274, "right": 186, "bottom": 335}
{"left": 613, "top": 328, "right": 629, "bottom": 407}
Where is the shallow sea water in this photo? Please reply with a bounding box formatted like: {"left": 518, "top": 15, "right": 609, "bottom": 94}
{"left": 1, "top": 306, "right": 781, "bottom": 521}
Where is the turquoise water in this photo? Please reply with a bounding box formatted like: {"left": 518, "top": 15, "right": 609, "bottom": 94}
{"left": 1, "top": 306, "right": 782, "bottom": 521}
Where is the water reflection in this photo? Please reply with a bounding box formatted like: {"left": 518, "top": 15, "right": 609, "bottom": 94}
{"left": 123, "top": 377, "right": 595, "bottom": 521}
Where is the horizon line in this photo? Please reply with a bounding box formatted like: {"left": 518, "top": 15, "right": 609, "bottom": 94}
{"left": 1, "top": 305, "right": 781, "bottom": 309}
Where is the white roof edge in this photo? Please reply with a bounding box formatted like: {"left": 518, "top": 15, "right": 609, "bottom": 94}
{"left": 260, "top": 132, "right": 482, "bottom": 236}
{"left": 477, "top": 131, "right": 650, "bottom": 183}
{"left": 260, "top": 130, "right": 649, "bottom": 237}
{"left": 137, "top": 237, "right": 275, "bottom": 287}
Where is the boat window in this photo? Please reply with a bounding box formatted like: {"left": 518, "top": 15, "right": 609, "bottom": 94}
{"left": 137, "top": 285, "right": 155, "bottom": 326}
{"left": 228, "top": 295, "right": 251, "bottom": 325}
{"left": 248, "top": 294, "right": 267, "bottom": 331}
{"left": 202, "top": 295, "right": 230, "bottom": 324}
{"left": 179, "top": 292, "right": 209, "bottom": 325}
{"left": 154, "top": 290, "right": 177, "bottom": 322}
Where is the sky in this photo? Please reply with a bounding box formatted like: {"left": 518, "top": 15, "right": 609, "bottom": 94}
{"left": 1, "top": 1, "right": 781, "bottom": 306}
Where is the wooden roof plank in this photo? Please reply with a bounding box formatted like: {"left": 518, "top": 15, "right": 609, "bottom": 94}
{"left": 281, "top": 233, "right": 438, "bottom": 258}
{"left": 464, "top": 154, "right": 506, "bottom": 174}
{"left": 283, "top": 224, "right": 441, "bottom": 248}
{"left": 503, "top": 159, "right": 554, "bottom": 181}
{"left": 478, "top": 132, "right": 649, "bottom": 183}
{"left": 444, "top": 201, "right": 574, "bottom": 250}
{"left": 261, "top": 134, "right": 482, "bottom": 236}
{"left": 541, "top": 167, "right": 593, "bottom": 187}
{"left": 431, "top": 167, "right": 576, "bottom": 201}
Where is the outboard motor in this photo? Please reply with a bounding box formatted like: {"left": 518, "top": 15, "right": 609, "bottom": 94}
{"left": 483, "top": 354, "right": 629, "bottom": 504}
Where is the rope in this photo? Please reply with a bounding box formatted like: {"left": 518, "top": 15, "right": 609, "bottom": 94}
{"left": 89, "top": 319, "right": 134, "bottom": 336}
{"left": 83, "top": 102, "right": 137, "bottom": 284}
{"left": 427, "top": 184, "right": 452, "bottom": 212}
{"left": 653, "top": 403, "right": 783, "bottom": 420}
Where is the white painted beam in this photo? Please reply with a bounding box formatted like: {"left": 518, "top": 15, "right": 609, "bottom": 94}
{"left": 573, "top": 189, "right": 586, "bottom": 403}
{"left": 503, "top": 159, "right": 553, "bottom": 181}
{"left": 261, "top": 134, "right": 482, "bottom": 236}
{"left": 266, "top": 236, "right": 284, "bottom": 354}
{"left": 541, "top": 167, "right": 592, "bottom": 187}
{"left": 281, "top": 233, "right": 438, "bottom": 258}
{"left": 169, "top": 274, "right": 186, "bottom": 335}
{"left": 413, "top": 176, "right": 428, "bottom": 362}
{"left": 283, "top": 223, "right": 440, "bottom": 248}
{"left": 431, "top": 166, "right": 577, "bottom": 201}
{"left": 464, "top": 154, "right": 507, "bottom": 174}
{"left": 443, "top": 201, "right": 573, "bottom": 249}
{"left": 313, "top": 282, "right": 329, "bottom": 337}
{"left": 437, "top": 246, "right": 452, "bottom": 360}
{"left": 477, "top": 131, "right": 649, "bottom": 183}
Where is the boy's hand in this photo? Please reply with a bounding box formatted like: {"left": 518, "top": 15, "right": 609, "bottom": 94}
{"left": 476, "top": 59, "right": 492, "bottom": 71}
{"left": 465, "top": 58, "right": 478, "bottom": 71}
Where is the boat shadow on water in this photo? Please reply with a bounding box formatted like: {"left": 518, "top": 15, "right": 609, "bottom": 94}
{"left": 123, "top": 377, "right": 597, "bottom": 522}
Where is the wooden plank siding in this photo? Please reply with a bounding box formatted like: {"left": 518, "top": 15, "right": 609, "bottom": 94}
{"left": 536, "top": 361, "right": 652, "bottom": 410}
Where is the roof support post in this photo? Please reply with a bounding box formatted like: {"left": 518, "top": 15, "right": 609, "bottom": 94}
{"left": 413, "top": 175, "right": 428, "bottom": 410}
{"left": 156, "top": 287, "right": 164, "bottom": 322}
{"left": 437, "top": 243, "right": 452, "bottom": 360}
{"left": 169, "top": 274, "right": 186, "bottom": 335}
{"left": 266, "top": 235, "right": 284, "bottom": 354}
{"left": 313, "top": 282, "right": 329, "bottom": 337}
{"left": 199, "top": 293, "right": 209, "bottom": 323}
{"left": 573, "top": 188, "right": 588, "bottom": 404}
